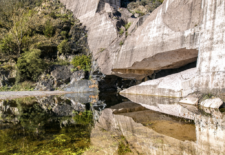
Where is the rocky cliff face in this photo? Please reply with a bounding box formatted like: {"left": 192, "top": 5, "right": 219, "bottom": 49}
{"left": 60, "top": 0, "right": 225, "bottom": 97}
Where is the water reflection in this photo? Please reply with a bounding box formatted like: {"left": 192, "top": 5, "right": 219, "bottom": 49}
{"left": 0, "top": 93, "right": 225, "bottom": 154}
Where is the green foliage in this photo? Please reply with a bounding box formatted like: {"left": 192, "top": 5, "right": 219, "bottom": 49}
{"left": 126, "top": 31, "right": 128, "bottom": 37}
{"left": 119, "top": 28, "right": 124, "bottom": 35}
{"left": 117, "top": 136, "right": 132, "bottom": 155}
{"left": 135, "top": 10, "right": 145, "bottom": 16}
{"left": 139, "top": 0, "right": 163, "bottom": 12}
{"left": 57, "top": 39, "right": 71, "bottom": 54}
{"left": 0, "top": 82, "right": 34, "bottom": 91}
{"left": 71, "top": 55, "right": 91, "bottom": 71}
{"left": 52, "top": 59, "right": 70, "bottom": 66}
{"left": 49, "top": 11, "right": 57, "bottom": 19}
{"left": 43, "top": 20, "right": 55, "bottom": 38}
{"left": 60, "top": 31, "right": 68, "bottom": 39}
{"left": 73, "top": 111, "right": 93, "bottom": 125}
{"left": 16, "top": 49, "right": 46, "bottom": 81}
{"left": 119, "top": 41, "right": 124, "bottom": 46}
{"left": 0, "top": 33, "right": 17, "bottom": 54}
{"left": 125, "top": 22, "right": 131, "bottom": 30}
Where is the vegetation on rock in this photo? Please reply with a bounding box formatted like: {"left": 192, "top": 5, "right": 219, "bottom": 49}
{"left": 0, "top": 0, "right": 90, "bottom": 90}
{"left": 17, "top": 49, "right": 46, "bottom": 81}
{"left": 71, "top": 55, "right": 91, "bottom": 72}
{"left": 127, "top": 0, "right": 163, "bottom": 16}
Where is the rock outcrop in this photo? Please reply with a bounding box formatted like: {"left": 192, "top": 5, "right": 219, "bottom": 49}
{"left": 60, "top": 0, "right": 225, "bottom": 97}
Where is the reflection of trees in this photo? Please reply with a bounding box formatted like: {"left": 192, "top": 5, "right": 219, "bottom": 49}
{"left": 0, "top": 96, "right": 95, "bottom": 154}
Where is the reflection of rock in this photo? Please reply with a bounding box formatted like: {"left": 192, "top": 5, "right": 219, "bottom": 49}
{"left": 120, "top": 68, "right": 197, "bottom": 98}
{"left": 70, "top": 70, "right": 85, "bottom": 84}
{"left": 64, "top": 92, "right": 98, "bottom": 104}
{"left": 179, "top": 93, "right": 200, "bottom": 105}
{"left": 37, "top": 95, "right": 86, "bottom": 116}
{"left": 89, "top": 102, "right": 225, "bottom": 155}
{"left": 0, "top": 100, "right": 20, "bottom": 125}
{"left": 110, "top": 101, "right": 147, "bottom": 114}
{"left": 121, "top": 94, "right": 197, "bottom": 119}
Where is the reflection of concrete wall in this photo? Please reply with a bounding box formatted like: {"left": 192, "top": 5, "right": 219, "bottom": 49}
{"left": 122, "top": 94, "right": 198, "bottom": 120}
{"left": 90, "top": 107, "right": 225, "bottom": 155}
{"left": 118, "top": 95, "right": 225, "bottom": 154}
{"left": 195, "top": 115, "right": 225, "bottom": 154}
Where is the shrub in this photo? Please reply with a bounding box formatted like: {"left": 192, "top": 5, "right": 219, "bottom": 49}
{"left": 49, "top": 12, "right": 56, "bottom": 19}
{"left": 43, "top": 20, "right": 55, "bottom": 38}
{"left": 57, "top": 40, "right": 71, "bottom": 54}
{"left": 71, "top": 55, "right": 91, "bottom": 71}
{"left": 60, "top": 31, "right": 67, "bottom": 39}
{"left": 0, "top": 34, "right": 17, "bottom": 54}
{"left": 17, "top": 49, "right": 46, "bottom": 81}
{"left": 119, "top": 41, "right": 124, "bottom": 46}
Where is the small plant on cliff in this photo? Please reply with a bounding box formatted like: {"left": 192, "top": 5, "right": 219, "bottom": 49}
{"left": 119, "top": 41, "right": 124, "bottom": 46}
{"left": 125, "top": 22, "right": 131, "bottom": 30}
{"left": 71, "top": 54, "right": 91, "bottom": 71}
{"left": 119, "top": 28, "right": 124, "bottom": 35}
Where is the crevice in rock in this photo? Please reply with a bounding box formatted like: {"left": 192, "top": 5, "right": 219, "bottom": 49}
{"left": 146, "top": 61, "right": 197, "bottom": 81}
{"left": 121, "top": 0, "right": 136, "bottom": 8}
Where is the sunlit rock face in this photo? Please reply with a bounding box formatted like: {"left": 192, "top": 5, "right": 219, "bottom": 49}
{"left": 60, "top": 0, "right": 225, "bottom": 95}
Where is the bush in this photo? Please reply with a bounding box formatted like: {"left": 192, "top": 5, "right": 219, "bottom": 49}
{"left": 60, "top": 31, "right": 67, "bottom": 39}
{"left": 0, "top": 34, "right": 17, "bottom": 54}
{"left": 71, "top": 55, "right": 91, "bottom": 71}
{"left": 57, "top": 40, "right": 71, "bottom": 54}
{"left": 49, "top": 12, "right": 56, "bottom": 19}
{"left": 43, "top": 20, "right": 55, "bottom": 38}
{"left": 17, "top": 49, "right": 46, "bottom": 81}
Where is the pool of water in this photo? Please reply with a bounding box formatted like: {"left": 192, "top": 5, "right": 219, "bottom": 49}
{"left": 0, "top": 93, "right": 224, "bottom": 155}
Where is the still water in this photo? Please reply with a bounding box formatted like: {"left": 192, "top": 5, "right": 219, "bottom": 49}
{"left": 0, "top": 93, "right": 224, "bottom": 155}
